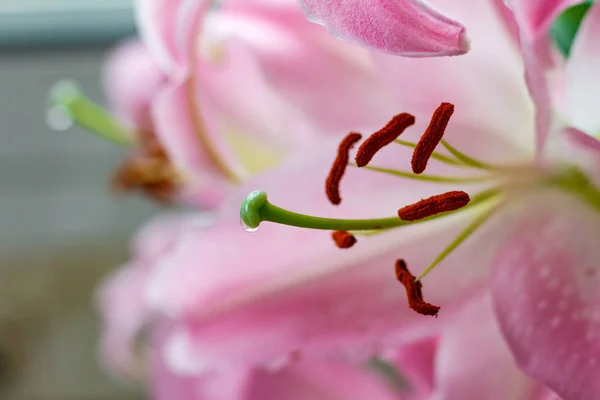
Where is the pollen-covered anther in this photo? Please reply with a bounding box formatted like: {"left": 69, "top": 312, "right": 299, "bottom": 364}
{"left": 398, "top": 190, "right": 470, "bottom": 221}
{"left": 326, "top": 132, "right": 362, "bottom": 205}
{"left": 332, "top": 230, "right": 357, "bottom": 248}
{"left": 412, "top": 102, "right": 454, "bottom": 174}
{"left": 355, "top": 113, "right": 415, "bottom": 167}
{"left": 112, "top": 139, "right": 178, "bottom": 203}
{"left": 395, "top": 259, "right": 440, "bottom": 317}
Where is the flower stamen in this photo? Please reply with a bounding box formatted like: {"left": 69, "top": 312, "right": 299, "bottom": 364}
{"left": 332, "top": 230, "right": 357, "bottom": 248}
{"left": 355, "top": 113, "right": 415, "bottom": 167}
{"left": 395, "top": 259, "right": 440, "bottom": 317}
{"left": 326, "top": 132, "right": 362, "bottom": 205}
{"left": 398, "top": 191, "right": 470, "bottom": 221}
{"left": 412, "top": 102, "right": 454, "bottom": 174}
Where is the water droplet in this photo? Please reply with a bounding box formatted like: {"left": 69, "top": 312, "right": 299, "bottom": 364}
{"left": 241, "top": 217, "right": 259, "bottom": 232}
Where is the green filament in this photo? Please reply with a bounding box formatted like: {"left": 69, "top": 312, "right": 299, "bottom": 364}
{"left": 394, "top": 139, "right": 465, "bottom": 166}
{"left": 440, "top": 139, "right": 493, "bottom": 170}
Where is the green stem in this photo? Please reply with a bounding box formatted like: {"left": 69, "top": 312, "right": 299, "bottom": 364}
{"left": 50, "top": 81, "right": 136, "bottom": 146}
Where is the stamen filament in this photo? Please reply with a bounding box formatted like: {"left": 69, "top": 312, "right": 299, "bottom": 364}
{"left": 416, "top": 201, "right": 502, "bottom": 281}
{"left": 50, "top": 81, "right": 136, "bottom": 146}
{"left": 240, "top": 187, "right": 502, "bottom": 232}
{"left": 440, "top": 139, "right": 493, "bottom": 170}
{"left": 350, "top": 164, "right": 493, "bottom": 184}
{"left": 394, "top": 139, "right": 465, "bottom": 166}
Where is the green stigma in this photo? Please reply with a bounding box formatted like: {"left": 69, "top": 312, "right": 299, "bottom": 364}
{"left": 240, "top": 190, "right": 269, "bottom": 231}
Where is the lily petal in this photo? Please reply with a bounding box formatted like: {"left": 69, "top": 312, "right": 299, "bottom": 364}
{"left": 205, "top": 3, "right": 397, "bottom": 133}
{"left": 491, "top": 192, "right": 600, "bottom": 400}
{"left": 103, "top": 39, "right": 166, "bottom": 132}
{"left": 97, "top": 263, "right": 151, "bottom": 374}
{"left": 432, "top": 295, "right": 543, "bottom": 400}
{"left": 565, "top": 3, "right": 600, "bottom": 136}
{"left": 97, "top": 214, "right": 207, "bottom": 374}
{"left": 296, "top": 0, "right": 470, "bottom": 57}
{"left": 134, "top": 0, "right": 186, "bottom": 72}
{"left": 248, "top": 363, "right": 400, "bottom": 400}
{"left": 507, "top": 0, "right": 578, "bottom": 39}
{"left": 150, "top": 80, "right": 236, "bottom": 208}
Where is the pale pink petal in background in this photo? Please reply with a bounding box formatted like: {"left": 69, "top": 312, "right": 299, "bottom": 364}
{"left": 134, "top": 0, "right": 186, "bottom": 72}
{"left": 506, "top": 0, "right": 578, "bottom": 40}
{"left": 297, "top": 0, "right": 469, "bottom": 56}
{"left": 103, "top": 40, "right": 166, "bottom": 132}
{"left": 565, "top": 3, "right": 600, "bottom": 136}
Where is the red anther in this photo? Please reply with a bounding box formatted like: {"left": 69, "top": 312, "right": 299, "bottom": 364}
{"left": 395, "top": 259, "right": 440, "bottom": 317}
{"left": 398, "top": 190, "right": 470, "bottom": 221}
{"left": 326, "top": 132, "right": 362, "bottom": 205}
{"left": 332, "top": 230, "right": 357, "bottom": 248}
{"left": 412, "top": 102, "right": 454, "bottom": 174}
{"left": 355, "top": 113, "right": 415, "bottom": 167}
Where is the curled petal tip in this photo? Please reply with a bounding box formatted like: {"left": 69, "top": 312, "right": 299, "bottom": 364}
{"left": 240, "top": 191, "right": 268, "bottom": 231}
{"left": 458, "top": 30, "right": 471, "bottom": 55}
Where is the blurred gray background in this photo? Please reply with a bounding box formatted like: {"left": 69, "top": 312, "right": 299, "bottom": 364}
{"left": 0, "top": 1, "right": 158, "bottom": 399}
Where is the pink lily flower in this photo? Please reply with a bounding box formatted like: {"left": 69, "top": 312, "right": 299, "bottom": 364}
{"left": 296, "top": 0, "right": 470, "bottom": 57}
{"left": 99, "top": 0, "right": 599, "bottom": 398}
{"left": 99, "top": 0, "right": 405, "bottom": 205}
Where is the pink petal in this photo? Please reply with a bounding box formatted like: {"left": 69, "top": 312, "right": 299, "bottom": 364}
{"left": 297, "top": 0, "right": 470, "bottom": 57}
{"left": 393, "top": 337, "right": 438, "bottom": 396}
{"left": 102, "top": 39, "right": 166, "bottom": 132}
{"left": 147, "top": 139, "right": 505, "bottom": 369}
{"left": 373, "top": 0, "right": 537, "bottom": 163}
{"left": 491, "top": 193, "right": 600, "bottom": 400}
{"left": 197, "top": 40, "right": 315, "bottom": 148}
{"left": 432, "top": 294, "right": 543, "bottom": 400}
{"left": 134, "top": 0, "right": 185, "bottom": 72}
{"left": 565, "top": 3, "right": 600, "bottom": 136}
{"left": 563, "top": 127, "right": 600, "bottom": 155}
{"left": 248, "top": 363, "right": 400, "bottom": 400}
{"left": 96, "top": 214, "right": 210, "bottom": 374}
{"left": 506, "top": 0, "right": 578, "bottom": 39}
{"left": 501, "top": 1, "right": 553, "bottom": 159}
{"left": 206, "top": 4, "right": 397, "bottom": 133}
{"left": 96, "top": 263, "right": 151, "bottom": 374}
{"left": 131, "top": 213, "right": 213, "bottom": 263}
{"left": 152, "top": 325, "right": 254, "bottom": 400}
{"left": 151, "top": 80, "right": 237, "bottom": 208}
